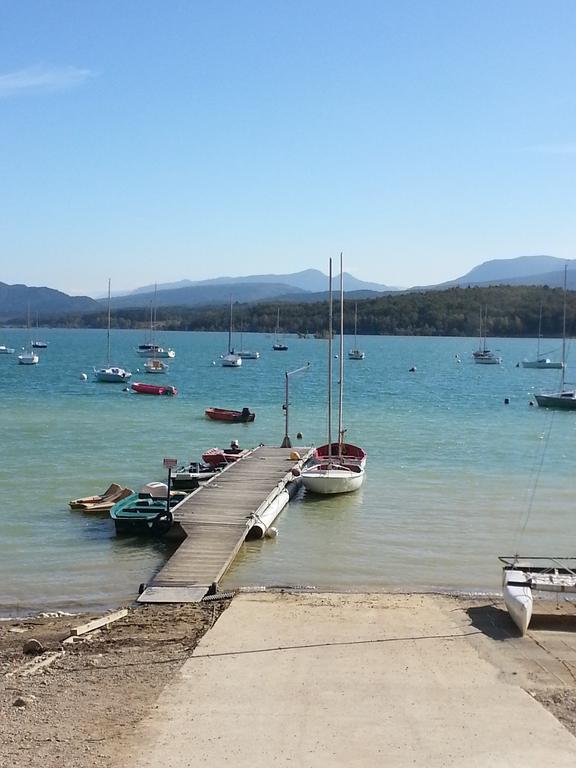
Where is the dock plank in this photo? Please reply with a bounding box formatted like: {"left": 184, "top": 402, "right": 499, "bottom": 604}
{"left": 138, "top": 446, "right": 312, "bottom": 604}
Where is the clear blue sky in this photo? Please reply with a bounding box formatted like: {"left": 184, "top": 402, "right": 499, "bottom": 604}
{"left": 1, "top": 1, "right": 575, "bottom": 296}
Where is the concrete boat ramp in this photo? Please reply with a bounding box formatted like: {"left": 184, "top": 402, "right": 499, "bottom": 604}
{"left": 123, "top": 592, "right": 576, "bottom": 767}
{"left": 138, "top": 445, "right": 312, "bottom": 604}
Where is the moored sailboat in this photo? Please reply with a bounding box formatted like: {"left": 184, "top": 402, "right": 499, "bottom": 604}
{"left": 522, "top": 301, "right": 563, "bottom": 369}
{"left": 535, "top": 265, "right": 576, "bottom": 409}
{"left": 221, "top": 298, "right": 242, "bottom": 367}
{"left": 272, "top": 307, "right": 288, "bottom": 351}
{"left": 301, "top": 255, "right": 366, "bottom": 495}
{"left": 473, "top": 306, "right": 501, "bottom": 365}
{"left": 348, "top": 302, "right": 365, "bottom": 360}
{"left": 18, "top": 305, "right": 39, "bottom": 365}
{"left": 94, "top": 280, "right": 132, "bottom": 382}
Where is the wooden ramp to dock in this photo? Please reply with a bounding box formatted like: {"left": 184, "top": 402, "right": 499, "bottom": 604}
{"left": 138, "top": 445, "right": 312, "bottom": 604}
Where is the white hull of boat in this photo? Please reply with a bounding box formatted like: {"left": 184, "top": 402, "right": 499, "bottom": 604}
{"left": 348, "top": 349, "right": 365, "bottom": 360}
{"left": 94, "top": 367, "right": 132, "bottom": 383}
{"left": 236, "top": 350, "right": 260, "bottom": 359}
{"left": 144, "top": 360, "right": 169, "bottom": 374}
{"left": 301, "top": 465, "right": 365, "bottom": 495}
{"left": 137, "top": 348, "right": 175, "bottom": 358}
{"left": 522, "top": 359, "right": 563, "bottom": 369}
{"left": 502, "top": 569, "right": 533, "bottom": 635}
{"left": 474, "top": 355, "right": 502, "bottom": 365}
{"left": 221, "top": 353, "right": 242, "bottom": 367}
{"left": 0, "top": 346, "right": 15, "bottom": 354}
{"left": 18, "top": 351, "right": 39, "bottom": 365}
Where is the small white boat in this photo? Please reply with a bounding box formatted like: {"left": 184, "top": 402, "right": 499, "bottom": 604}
{"left": 18, "top": 349, "right": 39, "bottom": 365}
{"left": 144, "top": 358, "right": 169, "bottom": 374}
{"left": 474, "top": 351, "right": 502, "bottom": 365}
{"left": 136, "top": 344, "right": 175, "bottom": 359}
{"left": 522, "top": 358, "right": 563, "bottom": 369}
{"left": 94, "top": 366, "right": 131, "bottom": 383}
{"left": 18, "top": 305, "right": 39, "bottom": 365}
{"left": 348, "top": 303, "right": 365, "bottom": 360}
{"left": 235, "top": 349, "right": 260, "bottom": 359}
{"left": 301, "top": 462, "right": 365, "bottom": 494}
{"left": 222, "top": 298, "right": 242, "bottom": 367}
{"left": 0, "top": 345, "right": 15, "bottom": 354}
{"left": 473, "top": 306, "right": 502, "bottom": 364}
{"left": 221, "top": 352, "right": 242, "bottom": 367}
{"left": 94, "top": 280, "right": 132, "bottom": 383}
{"left": 536, "top": 266, "right": 576, "bottom": 409}
{"left": 522, "top": 302, "right": 563, "bottom": 369}
{"left": 272, "top": 307, "right": 288, "bottom": 350}
{"left": 500, "top": 556, "right": 576, "bottom": 635}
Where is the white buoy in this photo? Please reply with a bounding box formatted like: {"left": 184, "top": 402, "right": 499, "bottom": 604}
{"left": 265, "top": 527, "right": 278, "bottom": 538}
{"left": 80, "top": 372, "right": 88, "bottom": 381}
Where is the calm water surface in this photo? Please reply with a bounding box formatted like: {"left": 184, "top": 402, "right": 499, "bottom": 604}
{"left": 0, "top": 328, "right": 574, "bottom": 614}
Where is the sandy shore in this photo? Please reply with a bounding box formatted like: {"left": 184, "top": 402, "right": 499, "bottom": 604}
{"left": 2, "top": 592, "right": 576, "bottom": 767}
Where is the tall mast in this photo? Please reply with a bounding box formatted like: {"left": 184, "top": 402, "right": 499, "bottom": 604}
{"left": 228, "top": 296, "right": 233, "bottom": 354}
{"left": 338, "top": 253, "right": 344, "bottom": 455}
{"left": 561, "top": 264, "right": 567, "bottom": 391}
{"left": 354, "top": 302, "right": 358, "bottom": 346}
{"left": 106, "top": 278, "right": 111, "bottom": 366}
{"left": 327, "top": 258, "right": 333, "bottom": 457}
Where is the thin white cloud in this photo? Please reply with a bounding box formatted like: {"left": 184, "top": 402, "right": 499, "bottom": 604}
{"left": 522, "top": 142, "right": 576, "bottom": 155}
{"left": 0, "top": 65, "right": 93, "bottom": 97}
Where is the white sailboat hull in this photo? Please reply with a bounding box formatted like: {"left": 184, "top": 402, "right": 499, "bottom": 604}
{"left": 137, "top": 348, "right": 175, "bottom": 358}
{"left": 301, "top": 465, "right": 365, "bottom": 495}
{"left": 18, "top": 351, "right": 39, "bottom": 365}
{"left": 348, "top": 349, "right": 365, "bottom": 360}
{"left": 522, "top": 359, "right": 563, "bottom": 369}
{"left": 221, "top": 353, "right": 242, "bottom": 367}
{"left": 94, "top": 367, "right": 132, "bottom": 383}
{"left": 502, "top": 569, "right": 533, "bottom": 635}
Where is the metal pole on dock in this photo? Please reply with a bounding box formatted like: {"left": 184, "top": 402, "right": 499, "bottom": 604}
{"left": 281, "top": 363, "right": 311, "bottom": 448}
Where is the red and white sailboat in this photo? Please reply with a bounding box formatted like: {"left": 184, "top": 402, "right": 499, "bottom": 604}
{"left": 301, "top": 255, "right": 366, "bottom": 495}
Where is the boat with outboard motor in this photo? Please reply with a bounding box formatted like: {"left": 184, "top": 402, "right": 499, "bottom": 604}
{"left": 205, "top": 406, "right": 255, "bottom": 423}
{"left": 110, "top": 481, "right": 187, "bottom": 535}
{"left": 171, "top": 461, "right": 223, "bottom": 491}
{"left": 202, "top": 442, "right": 249, "bottom": 467}
{"left": 131, "top": 382, "right": 177, "bottom": 396}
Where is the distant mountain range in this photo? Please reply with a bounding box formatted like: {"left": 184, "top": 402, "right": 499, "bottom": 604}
{"left": 418, "top": 255, "right": 576, "bottom": 290}
{"left": 0, "top": 282, "right": 98, "bottom": 322}
{"left": 130, "top": 269, "right": 392, "bottom": 296}
{"left": 3, "top": 257, "right": 576, "bottom": 322}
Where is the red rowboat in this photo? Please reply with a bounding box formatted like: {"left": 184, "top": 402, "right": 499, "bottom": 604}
{"left": 205, "top": 407, "right": 255, "bottom": 423}
{"left": 201, "top": 446, "right": 249, "bottom": 467}
{"left": 131, "top": 382, "right": 177, "bottom": 396}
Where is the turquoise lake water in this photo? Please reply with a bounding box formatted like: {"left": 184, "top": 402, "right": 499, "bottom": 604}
{"left": 1, "top": 328, "right": 574, "bottom": 615}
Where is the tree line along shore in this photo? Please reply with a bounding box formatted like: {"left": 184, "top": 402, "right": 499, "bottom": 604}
{"left": 11, "top": 284, "right": 576, "bottom": 338}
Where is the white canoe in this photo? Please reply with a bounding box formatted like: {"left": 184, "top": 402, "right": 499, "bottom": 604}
{"left": 502, "top": 568, "right": 533, "bottom": 636}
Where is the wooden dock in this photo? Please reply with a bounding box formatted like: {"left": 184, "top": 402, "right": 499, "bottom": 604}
{"left": 138, "top": 445, "right": 312, "bottom": 603}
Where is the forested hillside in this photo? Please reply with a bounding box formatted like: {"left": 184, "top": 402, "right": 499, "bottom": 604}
{"left": 38, "top": 285, "right": 574, "bottom": 338}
